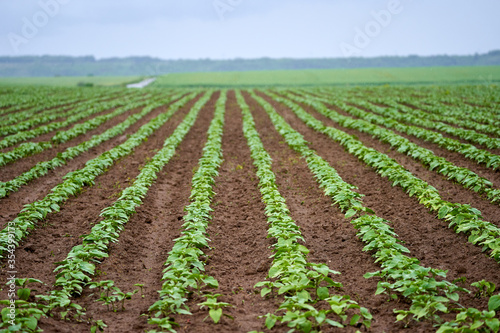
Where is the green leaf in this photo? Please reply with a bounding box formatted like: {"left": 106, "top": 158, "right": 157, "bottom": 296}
{"left": 209, "top": 308, "right": 223, "bottom": 324}
{"left": 315, "top": 311, "right": 326, "bottom": 324}
{"left": 24, "top": 316, "right": 38, "bottom": 330}
{"left": 470, "top": 320, "right": 484, "bottom": 330}
{"left": 349, "top": 314, "right": 361, "bottom": 326}
{"left": 203, "top": 276, "right": 219, "bottom": 288}
{"left": 269, "top": 266, "right": 282, "bottom": 278}
{"left": 363, "top": 271, "right": 380, "bottom": 279}
{"left": 177, "top": 308, "right": 192, "bottom": 315}
{"left": 317, "top": 287, "right": 329, "bottom": 300}
{"left": 438, "top": 205, "right": 450, "bottom": 219}
{"left": 278, "top": 285, "right": 296, "bottom": 295}
{"left": 360, "top": 307, "right": 373, "bottom": 320}
{"left": 17, "top": 288, "right": 30, "bottom": 301}
{"left": 396, "top": 313, "right": 408, "bottom": 322}
{"left": 486, "top": 318, "right": 500, "bottom": 332}
{"left": 265, "top": 315, "right": 277, "bottom": 329}
{"left": 345, "top": 209, "right": 357, "bottom": 218}
{"left": 80, "top": 261, "right": 95, "bottom": 275}
{"left": 297, "top": 290, "right": 311, "bottom": 302}
{"left": 489, "top": 295, "right": 500, "bottom": 311}
{"left": 325, "top": 319, "right": 344, "bottom": 328}
{"left": 446, "top": 292, "right": 459, "bottom": 302}
{"left": 312, "top": 264, "right": 330, "bottom": 276}
{"left": 261, "top": 288, "right": 272, "bottom": 298}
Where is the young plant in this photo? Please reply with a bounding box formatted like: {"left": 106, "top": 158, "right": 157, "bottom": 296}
{"left": 472, "top": 280, "right": 496, "bottom": 298}
{"left": 197, "top": 294, "right": 234, "bottom": 324}
{"left": 89, "top": 280, "right": 138, "bottom": 312}
{"left": 90, "top": 319, "right": 108, "bottom": 333}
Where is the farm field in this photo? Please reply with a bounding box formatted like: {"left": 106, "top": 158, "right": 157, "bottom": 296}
{"left": 153, "top": 66, "right": 500, "bottom": 87}
{"left": 0, "top": 76, "right": 143, "bottom": 87}
{"left": 2, "top": 65, "right": 500, "bottom": 88}
{"left": 0, "top": 84, "right": 500, "bottom": 332}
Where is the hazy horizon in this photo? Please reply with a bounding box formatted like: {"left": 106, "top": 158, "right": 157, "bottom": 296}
{"left": 2, "top": 50, "right": 500, "bottom": 62}
{"left": 1, "top": 1, "right": 499, "bottom": 60}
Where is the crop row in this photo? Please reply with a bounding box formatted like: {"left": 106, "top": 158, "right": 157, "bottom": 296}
{"left": 0, "top": 92, "right": 198, "bottom": 259}
{"left": 280, "top": 90, "right": 500, "bottom": 205}
{"left": 148, "top": 91, "right": 226, "bottom": 332}
{"left": 412, "top": 92, "right": 500, "bottom": 117}
{"left": 380, "top": 98, "right": 500, "bottom": 139}
{"left": 351, "top": 96, "right": 500, "bottom": 149}
{"left": 301, "top": 90, "right": 500, "bottom": 171}
{"left": 328, "top": 85, "right": 499, "bottom": 113}
{"left": 0, "top": 92, "right": 158, "bottom": 167}
{"left": 238, "top": 90, "right": 372, "bottom": 332}
{"left": 0, "top": 91, "right": 186, "bottom": 198}
{"left": 249, "top": 90, "right": 498, "bottom": 331}
{"left": 0, "top": 86, "right": 87, "bottom": 115}
{"left": 1, "top": 86, "right": 499, "bottom": 333}
{"left": 391, "top": 98, "right": 500, "bottom": 130}
{"left": 0, "top": 90, "right": 131, "bottom": 135}
{"left": 317, "top": 86, "right": 500, "bottom": 119}
{"left": 0, "top": 92, "right": 144, "bottom": 150}
{"left": 264, "top": 91, "right": 500, "bottom": 262}
{"left": 1, "top": 91, "right": 212, "bottom": 332}
{"left": 0, "top": 89, "right": 125, "bottom": 129}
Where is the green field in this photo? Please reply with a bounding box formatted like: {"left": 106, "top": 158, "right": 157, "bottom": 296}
{"left": 1, "top": 66, "right": 499, "bottom": 88}
{"left": 152, "top": 66, "right": 500, "bottom": 87}
{"left": 0, "top": 76, "right": 142, "bottom": 87}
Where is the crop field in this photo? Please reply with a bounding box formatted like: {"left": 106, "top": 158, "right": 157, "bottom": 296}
{"left": 1, "top": 84, "right": 500, "bottom": 332}
{"left": 153, "top": 66, "right": 500, "bottom": 87}
{"left": 0, "top": 76, "right": 143, "bottom": 87}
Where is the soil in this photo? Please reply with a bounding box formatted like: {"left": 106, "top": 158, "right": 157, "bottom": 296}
{"left": 1, "top": 89, "right": 499, "bottom": 333}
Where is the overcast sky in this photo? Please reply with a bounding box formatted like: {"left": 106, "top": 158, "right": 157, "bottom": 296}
{"left": 0, "top": 0, "right": 499, "bottom": 59}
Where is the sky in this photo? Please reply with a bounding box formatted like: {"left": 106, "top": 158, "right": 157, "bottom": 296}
{"left": 0, "top": 0, "right": 499, "bottom": 60}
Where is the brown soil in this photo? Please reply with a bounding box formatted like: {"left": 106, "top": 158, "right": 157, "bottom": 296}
{"left": 1, "top": 90, "right": 499, "bottom": 333}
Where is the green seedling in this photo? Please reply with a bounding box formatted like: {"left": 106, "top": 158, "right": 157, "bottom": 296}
{"left": 471, "top": 280, "right": 496, "bottom": 298}
{"left": 134, "top": 283, "right": 145, "bottom": 296}
{"left": 89, "top": 280, "right": 138, "bottom": 312}
{"left": 90, "top": 319, "right": 108, "bottom": 333}
{"left": 197, "top": 294, "right": 234, "bottom": 324}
